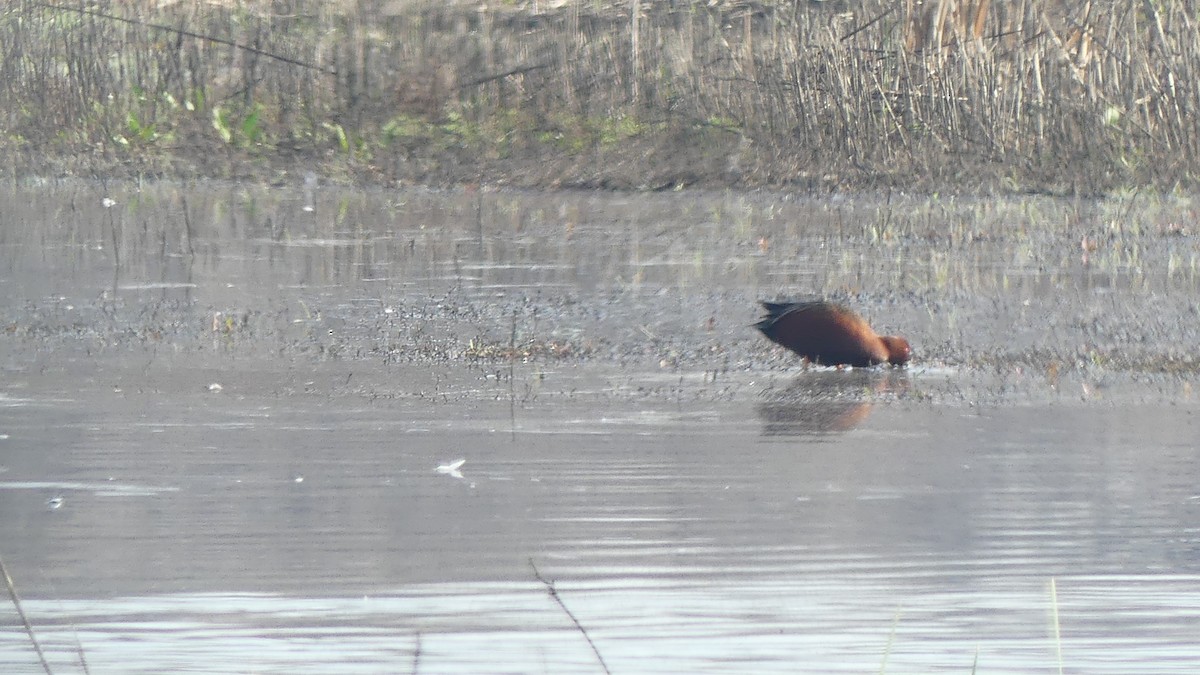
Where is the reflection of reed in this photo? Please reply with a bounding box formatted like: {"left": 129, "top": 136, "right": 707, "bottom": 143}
{"left": 757, "top": 370, "right": 909, "bottom": 436}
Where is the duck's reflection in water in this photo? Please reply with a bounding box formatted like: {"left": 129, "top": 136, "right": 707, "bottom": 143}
{"left": 757, "top": 369, "right": 909, "bottom": 436}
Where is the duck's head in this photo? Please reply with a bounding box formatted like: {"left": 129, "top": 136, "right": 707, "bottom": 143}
{"left": 880, "top": 336, "right": 912, "bottom": 366}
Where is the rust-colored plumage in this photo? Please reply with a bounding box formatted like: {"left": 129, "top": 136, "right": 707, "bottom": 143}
{"left": 755, "top": 300, "right": 911, "bottom": 367}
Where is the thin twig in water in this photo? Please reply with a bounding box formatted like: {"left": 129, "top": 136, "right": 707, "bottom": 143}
{"left": 71, "top": 622, "right": 91, "bottom": 675}
{"left": 1049, "top": 578, "right": 1064, "bottom": 675}
{"left": 528, "top": 559, "right": 610, "bottom": 675}
{"left": 878, "top": 607, "right": 901, "bottom": 675}
{"left": 508, "top": 310, "right": 518, "bottom": 434}
{"left": 411, "top": 631, "right": 421, "bottom": 675}
{"left": 42, "top": 577, "right": 89, "bottom": 675}
{"left": 1, "top": 555, "right": 53, "bottom": 675}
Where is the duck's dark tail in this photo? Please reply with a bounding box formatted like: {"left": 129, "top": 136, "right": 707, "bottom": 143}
{"left": 758, "top": 301, "right": 794, "bottom": 317}
{"left": 754, "top": 300, "right": 798, "bottom": 333}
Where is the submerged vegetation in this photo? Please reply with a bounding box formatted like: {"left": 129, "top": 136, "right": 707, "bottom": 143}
{"left": 1, "top": 1, "right": 1200, "bottom": 193}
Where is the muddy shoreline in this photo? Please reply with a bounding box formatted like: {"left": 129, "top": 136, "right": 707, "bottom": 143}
{"left": 3, "top": 181, "right": 1198, "bottom": 410}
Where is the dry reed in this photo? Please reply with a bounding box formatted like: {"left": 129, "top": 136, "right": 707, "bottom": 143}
{"left": 1, "top": 1, "right": 1196, "bottom": 193}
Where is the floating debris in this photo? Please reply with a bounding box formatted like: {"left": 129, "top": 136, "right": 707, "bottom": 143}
{"left": 436, "top": 459, "right": 466, "bottom": 479}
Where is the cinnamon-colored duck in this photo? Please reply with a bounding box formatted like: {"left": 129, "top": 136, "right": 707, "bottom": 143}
{"left": 755, "top": 300, "right": 911, "bottom": 367}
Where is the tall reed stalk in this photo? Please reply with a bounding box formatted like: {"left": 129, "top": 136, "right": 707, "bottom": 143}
{"left": 1, "top": 1, "right": 1195, "bottom": 193}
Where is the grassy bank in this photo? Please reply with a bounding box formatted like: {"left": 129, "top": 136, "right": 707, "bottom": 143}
{"left": 2, "top": 0, "right": 1198, "bottom": 194}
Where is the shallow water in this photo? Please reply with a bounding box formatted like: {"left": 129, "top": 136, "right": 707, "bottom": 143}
{"left": 2, "top": 183, "right": 1200, "bottom": 673}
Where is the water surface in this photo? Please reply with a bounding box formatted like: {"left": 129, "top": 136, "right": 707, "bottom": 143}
{"left": 2, "top": 183, "right": 1199, "bottom": 673}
